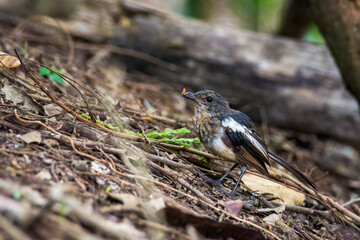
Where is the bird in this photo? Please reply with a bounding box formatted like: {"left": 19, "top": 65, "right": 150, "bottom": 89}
{"left": 182, "top": 89, "right": 316, "bottom": 195}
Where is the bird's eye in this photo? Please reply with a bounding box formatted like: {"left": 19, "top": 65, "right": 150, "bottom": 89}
{"left": 206, "top": 96, "right": 213, "bottom": 102}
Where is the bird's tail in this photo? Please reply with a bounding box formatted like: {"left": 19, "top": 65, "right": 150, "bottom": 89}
{"left": 269, "top": 152, "right": 316, "bottom": 190}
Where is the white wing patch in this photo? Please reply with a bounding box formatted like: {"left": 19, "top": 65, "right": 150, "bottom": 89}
{"left": 222, "top": 117, "right": 246, "bottom": 133}
{"left": 211, "top": 135, "right": 236, "bottom": 161}
{"left": 222, "top": 117, "right": 268, "bottom": 159}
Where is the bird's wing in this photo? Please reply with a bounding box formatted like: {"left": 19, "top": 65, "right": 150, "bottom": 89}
{"left": 229, "top": 110, "right": 256, "bottom": 130}
{"left": 222, "top": 116, "right": 270, "bottom": 174}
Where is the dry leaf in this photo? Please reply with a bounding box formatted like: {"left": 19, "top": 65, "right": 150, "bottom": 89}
{"left": 0, "top": 52, "right": 21, "bottom": 68}
{"left": 20, "top": 131, "right": 42, "bottom": 144}
{"left": 223, "top": 199, "right": 244, "bottom": 216}
{"left": 242, "top": 173, "right": 305, "bottom": 206}
{"left": 1, "top": 82, "right": 44, "bottom": 114}
{"left": 263, "top": 213, "right": 282, "bottom": 225}
{"left": 44, "top": 103, "right": 64, "bottom": 115}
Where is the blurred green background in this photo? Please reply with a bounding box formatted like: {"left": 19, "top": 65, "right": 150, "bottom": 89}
{"left": 0, "top": 0, "right": 324, "bottom": 44}
{"left": 181, "top": 0, "right": 324, "bottom": 44}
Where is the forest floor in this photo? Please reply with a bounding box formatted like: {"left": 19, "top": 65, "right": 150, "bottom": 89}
{"left": 0, "top": 18, "right": 360, "bottom": 240}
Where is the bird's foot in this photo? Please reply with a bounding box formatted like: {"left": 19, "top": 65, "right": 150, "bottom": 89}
{"left": 203, "top": 176, "right": 219, "bottom": 185}
{"left": 203, "top": 176, "right": 234, "bottom": 196}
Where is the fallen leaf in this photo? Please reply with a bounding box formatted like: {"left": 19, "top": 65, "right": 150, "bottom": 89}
{"left": 20, "top": 131, "right": 42, "bottom": 144}
{"left": 1, "top": 82, "right": 43, "bottom": 114}
{"left": 263, "top": 213, "right": 281, "bottom": 225}
{"left": 223, "top": 199, "right": 244, "bottom": 216}
{"left": 44, "top": 103, "right": 64, "bottom": 115}
{"left": 242, "top": 173, "right": 305, "bottom": 206}
{"left": 0, "top": 52, "right": 21, "bottom": 68}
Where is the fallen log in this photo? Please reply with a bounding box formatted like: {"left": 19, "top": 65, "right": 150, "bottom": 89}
{"left": 108, "top": 0, "right": 360, "bottom": 147}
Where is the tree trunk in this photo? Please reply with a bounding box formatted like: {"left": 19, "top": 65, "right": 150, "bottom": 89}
{"left": 309, "top": 0, "right": 360, "bottom": 105}
{"left": 278, "top": 0, "right": 312, "bottom": 38}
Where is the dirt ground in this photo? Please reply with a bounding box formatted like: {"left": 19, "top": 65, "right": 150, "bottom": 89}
{"left": 0, "top": 17, "right": 360, "bottom": 240}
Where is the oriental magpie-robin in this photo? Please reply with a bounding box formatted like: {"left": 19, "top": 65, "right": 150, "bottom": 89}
{"left": 182, "top": 89, "right": 316, "bottom": 194}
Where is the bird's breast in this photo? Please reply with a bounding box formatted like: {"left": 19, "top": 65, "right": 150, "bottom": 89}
{"left": 194, "top": 109, "right": 236, "bottom": 161}
{"left": 195, "top": 113, "right": 220, "bottom": 145}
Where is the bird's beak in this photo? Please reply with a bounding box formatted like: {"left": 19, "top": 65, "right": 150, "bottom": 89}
{"left": 182, "top": 89, "right": 198, "bottom": 102}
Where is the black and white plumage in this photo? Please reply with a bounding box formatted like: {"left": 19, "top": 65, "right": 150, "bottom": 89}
{"left": 182, "top": 89, "right": 316, "bottom": 194}
{"left": 222, "top": 115, "right": 269, "bottom": 174}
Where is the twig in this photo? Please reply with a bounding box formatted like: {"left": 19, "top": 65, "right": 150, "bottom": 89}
{"left": 305, "top": 187, "right": 360, "bottom": 225}
{"left": 0, "top": 215, "right": 32, "bottom": 240}
{"left": 258, "top": 196, "right": 331, "bottom": 219}
{"left": 47, "top": 214, "right": 103, "bottom": 240}
{"left": 146, "top": 153, "right": 197, "bottom": 174}
{"left": 13, "top": 113, "right": 280, "bottom": 239}
{"left": 285, "top": 205, "right": 331, "bottom": 219}
{"left": 49, "top": 185, "right": 146, "bottom": 239}
{"left": 14, "top": 51, "right": 101, "bottom": 130}
{"left": 138, "top": 219, "right": 191, "bottom": 240}
{"left": 146, "top": 160, "right": 214, "bottom": 205}
{"left": 343, "top": 198, "right": 360, "bottom": 208}
{"left": 293, "top": 225, "right": 314, "bottom": 240}
{"left": 123, "top": 107, "right": 186, "bottom": 127}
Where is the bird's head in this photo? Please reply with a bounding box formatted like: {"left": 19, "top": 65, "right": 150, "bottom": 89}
{"left": 182, "top": 89, "right": 230, "bottom": 116}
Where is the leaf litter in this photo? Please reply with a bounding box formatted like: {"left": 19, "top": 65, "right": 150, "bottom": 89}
{"left": 0, "top": 17, "right": 358, "bottom": 240}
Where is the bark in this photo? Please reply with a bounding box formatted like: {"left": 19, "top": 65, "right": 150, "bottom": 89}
{"left": 109, "top": 1, "right": 360, "bottom": 146}
{"left": 309, "top": 0, "right": 360, "bottom": 105}
{"left": 278, "top": 0, "right": 312, "bottom": 38}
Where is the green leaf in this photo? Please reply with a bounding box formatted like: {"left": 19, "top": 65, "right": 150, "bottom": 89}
{"left": 125, "top": 127, "right": 202, "bottom": 150}
{"left": 286, "top": 221, "right": 290, "bottom": 227}
{"left": 40, "top": 67, "right": 65, "bottom": 85}
{"left": 105, "top": 186, "right": 112, "bottom": 193}
{"left": 81, "top": 113, "right": 120, "bottom": 131}
{"left": 49, "top": 73, "right": 65, "bottom": 85}
{"left": 13, "top": 190, "right": 22, "bottom": 200}
{"left": 81, "top": 113, "right": 91, "bottom": 120}
{"left": 303, "top": 24, "right": 325, "bottom": 44}
{"left": 124, "top": 129, "right": 143, "bottom": 137}
{"left": 59, "top": 202, "right": 68, "bottom": 216}
{"left": 199, "top": 156, "right": 209, "bottom": 163}
{"left": 40, "top": 67, "right": 51, "bottom": 76}
{"left": 52, "top": 67, "right": 61, "bottom": 73}
{"left": 146, "top": 127, "right": 191, "bottom": 139}
{"left": 6, "top": 166, "right": 13, "bottom": 171}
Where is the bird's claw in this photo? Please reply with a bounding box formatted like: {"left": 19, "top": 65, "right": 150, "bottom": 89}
{"left": 203, "top": 176, "right": 235, "bottom": 196}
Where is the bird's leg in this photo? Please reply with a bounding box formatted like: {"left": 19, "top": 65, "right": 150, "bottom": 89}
{"left": 214, "top": 163, "right": 239, "bottom": 185}
{"left": 204, "top": 163, "right": 239, "bottom": 190}
{"left": 230, "top": 166, "right": 247, "bottom": 196}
